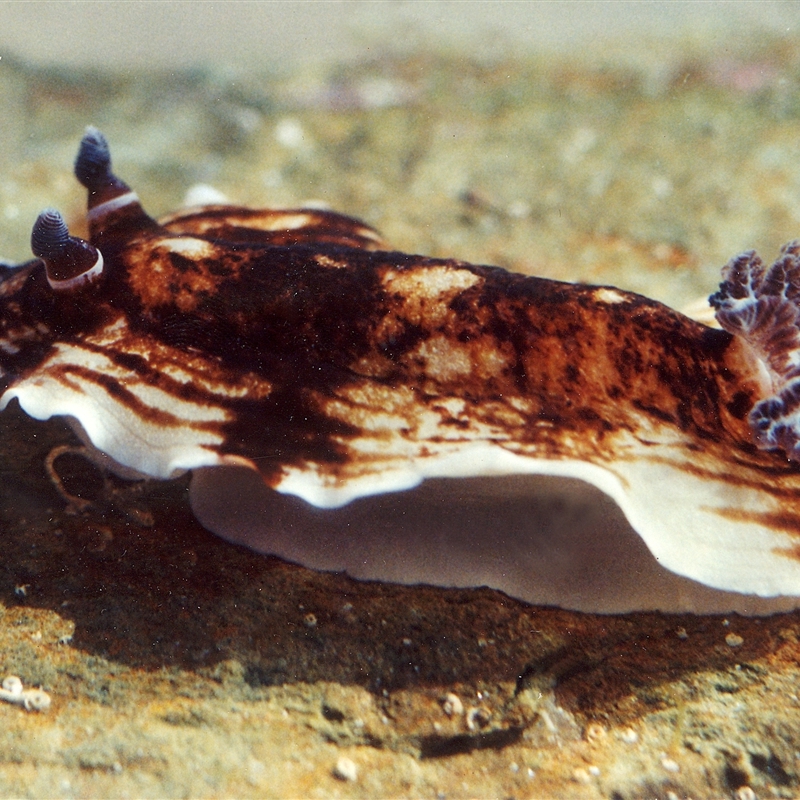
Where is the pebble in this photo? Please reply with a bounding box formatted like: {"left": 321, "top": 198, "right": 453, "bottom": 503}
{"left": 333, "top": 756, "right": 358, "bottom": 782}
{"left": 660, "top": 756, "right": 680, "bottom": 772}
{"left": 182, "top": 184, "right": 230, "bottom": 206}
{"left": 619, "top": 727, "right": 639, "bottom": 744}
{"left": 584, "top": 722, "right": 606, "bottom": 742}
{"left": 0, "top": 675, "right": 51, "bottom": 712}
{"left": 466, "top": 706, "right": 490, "bottom": 731}
{"left": 572, "top": 767, "right": 592, "bottom": 784}
{"left": 442, "top": 692, "right": 463, "bottom": 717}
{"left": 726, "top": 633, "right": 744, "bottom": 647}
{"left": 274, "top": 118, "right": 307, "bottom": 149}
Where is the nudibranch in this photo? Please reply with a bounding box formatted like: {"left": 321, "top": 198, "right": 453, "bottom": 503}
{"left": 3, "top": 127, "right": 800, "bottom": 613}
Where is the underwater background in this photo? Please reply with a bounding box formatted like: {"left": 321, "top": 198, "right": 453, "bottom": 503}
{"left": 1, "top": 2, "right": 800, "bottom": 797}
